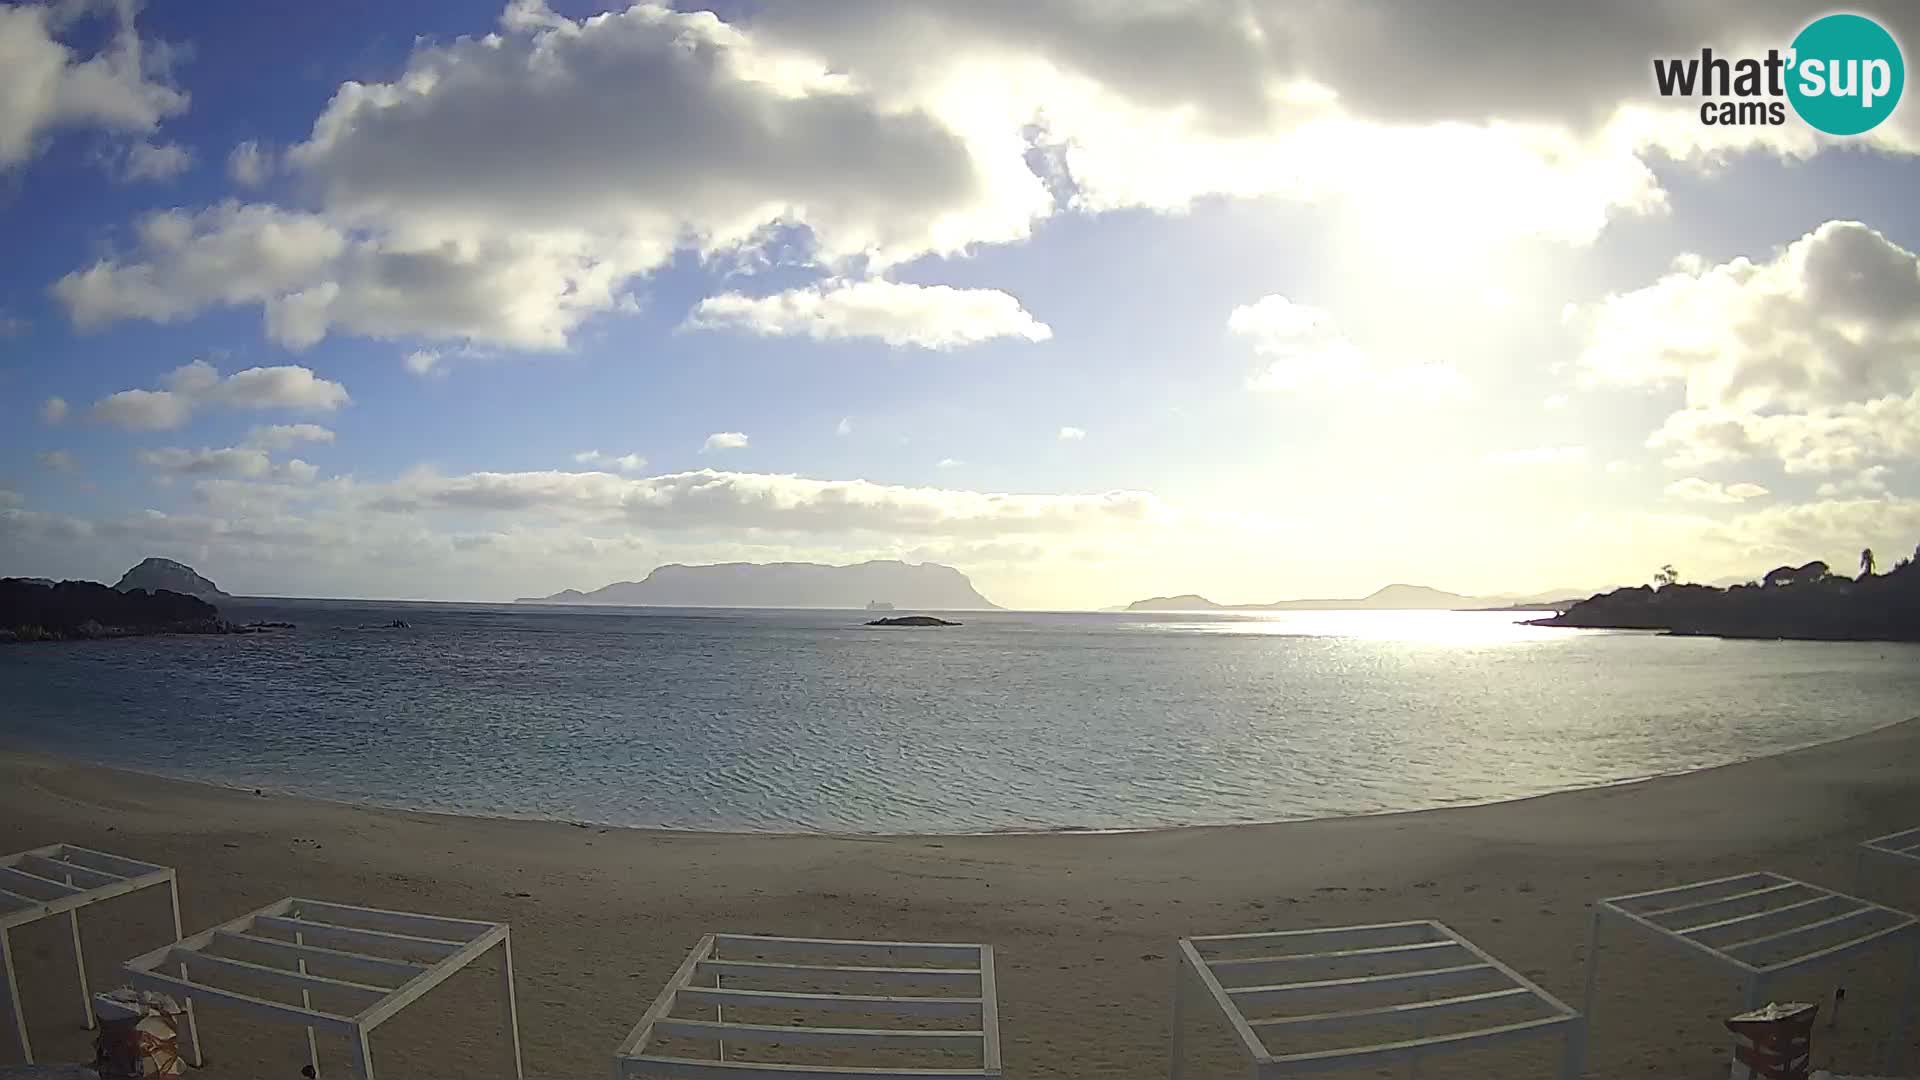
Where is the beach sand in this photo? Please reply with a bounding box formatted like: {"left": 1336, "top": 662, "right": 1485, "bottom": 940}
{"left": 4, "top": 720, "right": 1920, "bottom": 1079}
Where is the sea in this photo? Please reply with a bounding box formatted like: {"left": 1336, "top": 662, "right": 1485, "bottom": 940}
{"left": 3, "top": 600, "right": 1917, "bottom": 834}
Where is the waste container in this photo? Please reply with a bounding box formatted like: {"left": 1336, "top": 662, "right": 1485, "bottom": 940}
{"left": 1726, "top": 1001, "right": 1818, "bottom": 1080}
{"left": 93, "top": 988, "right": 188, "bottom": 1078}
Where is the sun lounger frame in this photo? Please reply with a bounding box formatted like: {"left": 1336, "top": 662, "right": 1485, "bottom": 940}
{"left": 1584, "top": 871, "right": 1920, "bottom": 1072}
{"left": 0, "top": 843, "right": 183, "bottom": 1065}
{"left": 122, "top": 896, "right": 522, "bottom": 1080}
{"left": 1170, "top": 919, "right": 1584, "bottom": 1078}
{"left": 615, "top": 934, "right": 1001, "bottom": 1080}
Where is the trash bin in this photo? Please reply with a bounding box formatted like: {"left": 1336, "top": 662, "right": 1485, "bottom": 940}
{"left": 93, "top": 988, "right": 188, "bottom": 1078}
{"left": 1726, "top": 1001, "right": 1818, "bottom": 1080}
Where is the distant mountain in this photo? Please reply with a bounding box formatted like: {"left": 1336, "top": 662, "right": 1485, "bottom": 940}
{"left": 518, "top": 560, "right": 999, "bottom": 610}
{"left": 1125, "top": 583, "right": 1581, "bottom": 612}
{"left": 114, "top": 557, "right": 229, "bottom": 599}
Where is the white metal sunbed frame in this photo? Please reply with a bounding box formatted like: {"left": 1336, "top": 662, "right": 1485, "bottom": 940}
{"left": 0, "top": 843, "right": 184, "bottom": 1065}
{"left": 1584, "top": 871, "right": 1920, "bottom": 1072}
{"left": 615, "top": 933, "right": 1002, "bottom": 1080}
{"left": 122, "top": 896, "right": 523, "bottom": 1080}
{"left": 1858, "top": 826, "right": 1920, "bottom": 889}
{"left": 1170, "top": 920, "right": 1585, "bottom": 1079}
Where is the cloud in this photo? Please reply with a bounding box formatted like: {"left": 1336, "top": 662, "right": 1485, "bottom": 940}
{"left": 688, "top": 279, "right": 1051, "bottom": 349}
{"left": 136, "top": 446, "right": 317, "bottom": 483}
{"left": 120, "top": 139, "right": 190, "bottom": 182}
{"left": 0, "top": 0, "right": 188, "bottom": 171}
{"left": 1057, "top": 426, "right": 1086, "bottom": 441}
{"left": 362, "top": 466, "right": 1166, "bottom": 536}
{"left": 703, "top": 432, "right": 750, "bottom": 452}
{"left": 36, "top": 449, "right": 76, "bottom": 473}
{"left": 70, "top": 0, "right": 1920, "bottom": 352}
{"left": 403, "top": 349, "right": 441, "bottom": 377}
{"left": 1485, "top": 446, "right": 1588, "bottom": 467}
{"left": 40, "top": 397, "right": 68, "bottom": 425}
{"left": 1648, "top": 393, "right": 1920, "bottom": 475}
{"left": 90, "top": 359, "right": 350, "bottom": 431}
{"left": 937, "top": 458, "right": 962, "bottom": 468}
{"left": 572, "top": 450, "right": 648, "bottom": 474}
{"left": 1816, "top": 467, "right": 1892, "bottom": 499}
{"left": 1232, "top": 295, "right": 1468, "bottom": 398}
{"left": 246, "top": 424, "right": 335, "bottom": 450}
{"left": 1577, "top": 222, "right": 1920, "bottom": 413}
{"left": 836, "top": 417, "right": 853, "bottom": 436}
{"left": 1664, "top": 477, "right": 1770, "bottom": 505}
{"left": 0, "top": 311, "right": 24, "bottom": 336}
{"left": 1543, "top": 394, "right": 1569, "bottom": 411}
{"left": 227, "top": 140, "right": 271, "bottom": 187}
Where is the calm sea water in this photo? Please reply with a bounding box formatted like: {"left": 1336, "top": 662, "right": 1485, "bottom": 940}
{"left": 3, "top": 601, "right": 1916, "bottom": 834}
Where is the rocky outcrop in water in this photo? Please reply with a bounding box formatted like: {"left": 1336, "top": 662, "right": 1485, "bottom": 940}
{"left": 1, "top": 578, "right": 230, "bottom": 641}
{"left": 867, "top": 615, "right": 960, "bottom": 626}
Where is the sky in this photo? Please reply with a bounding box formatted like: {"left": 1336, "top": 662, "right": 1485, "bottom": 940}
{"left": 3, "top": 0, "right": 1919, "bottom": 609}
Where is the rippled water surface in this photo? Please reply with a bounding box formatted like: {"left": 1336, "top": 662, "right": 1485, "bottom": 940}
{"left": 4, "top": 601, "right": 1917, "bottom": 833}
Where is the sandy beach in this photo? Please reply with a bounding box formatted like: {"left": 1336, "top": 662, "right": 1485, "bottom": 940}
{"left": 5, "top": 720, "right": 1920, "bottom": 1079}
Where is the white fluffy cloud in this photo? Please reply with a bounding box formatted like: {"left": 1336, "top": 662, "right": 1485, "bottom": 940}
{"left": 227, "top": 140, "right": 271, "bottom": 187}
{"left": 688, "top": 279, "right": 1050, "bottom": 349}
{"left": 90, "top": 359, "right": 350, "bottom": 431}
{"left": 363, "top": 466, "right": 1164, "bottom": 537}
{"left": 247, "top": 424, "right": 335, "bottom": 450}
{"left": 116, "top": 138, "right": 191, "bottom": 182}
{"left": 59, "top": 0, "right": 1920, "bottom": 352}
{"left": 0, "top": 0, "right": 188, "bottom": 171}
{"left": 136, "top": 446, "right": 317, "bottom": 483}
{"left": 40, "top": 397, "right": 68, "bottom": 425}
{"left": 573, "top": 450, "right": 648, "bottom": 474}
{"left": 1057, "top": 426, "right": 1085, "bottom": 441}
{"left": 1590, "top": 222, "right": 1920, "bottom": 478}
{"left": 1579, "top": 222, "right": 1920, "bottom": 412}
{"left": 703, "top": 432, "right": 749, "bottom": 452}
{"left": 1664, "top": 477, "right": 1770, "bottom": 505}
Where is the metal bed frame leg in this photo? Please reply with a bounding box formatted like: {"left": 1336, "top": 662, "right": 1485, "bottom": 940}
{"left": 1560, "top": 1014, "right": 1586, "bottom": 1080}
{"left": 1168, "top": 951, "right": 1187, "bottom": 1080}
{"left": 2, "top": 926, "right": 33, "bottom": 1065}
{"left": 167, "top": 876, "right": 203, "bottom": 1068}
{"left": 1580, "top": 913, "right": 1601, "bottom": 1028}
{"left": 501, "top": 932, "right": 525, "bottom": 1080}
{"left": 349, "top": 1025, "right": 376, "bottom": 1080}
{"left": 296, "top": 929, "right": 320, "bottom": 1077}
{"left": 58, "top": 865, "right": 95, "bottom": 1032}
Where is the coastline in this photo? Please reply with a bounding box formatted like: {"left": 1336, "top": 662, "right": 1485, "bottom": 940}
{"left": 5, "top": 708, "right": 1913, "bottom": 839}
{"left": 6, "top": 722, "right": 1920, "bottom": 1077}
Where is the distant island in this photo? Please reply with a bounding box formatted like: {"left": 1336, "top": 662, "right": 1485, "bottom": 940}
{"left": 867, "top": 615, "right": 960, "bottom": 627}
{"left": 519, "top": 560, "right": 999, "bottom": 610}
{"left": 115, "top": 556, "right": 230, "bottom": 599}
{"left": 1533, "top": 549, "right": 1920, "bottom": 642}
{"left": 1125, "top": 583, "right": 1581, "bottom": 612}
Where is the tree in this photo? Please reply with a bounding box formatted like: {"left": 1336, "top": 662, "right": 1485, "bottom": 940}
{"left": 1653, "top": 564, "right": 1678, "bottom": 587}
{"left": 1861, "top": 548, "right": 1876, "bottom": 577}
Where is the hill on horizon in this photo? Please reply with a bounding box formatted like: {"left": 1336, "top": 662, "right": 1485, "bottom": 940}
{"left": 519, "top": 559, "right": 1000, "bottom": 610}
{"left": 1125, "top": 583, "right": 1586, "bottom": 612}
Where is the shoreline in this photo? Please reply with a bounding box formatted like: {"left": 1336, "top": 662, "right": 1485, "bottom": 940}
{"left": 6, "top": 710, "right": 1912, "bottom": 839}
{"left": 7, "top": 722, "right": 1920, "bottom": 1077}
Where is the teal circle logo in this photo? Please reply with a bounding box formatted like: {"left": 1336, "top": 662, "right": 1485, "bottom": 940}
{"left": 1787, "top": 13, "right": 1904, "bottom": 135}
